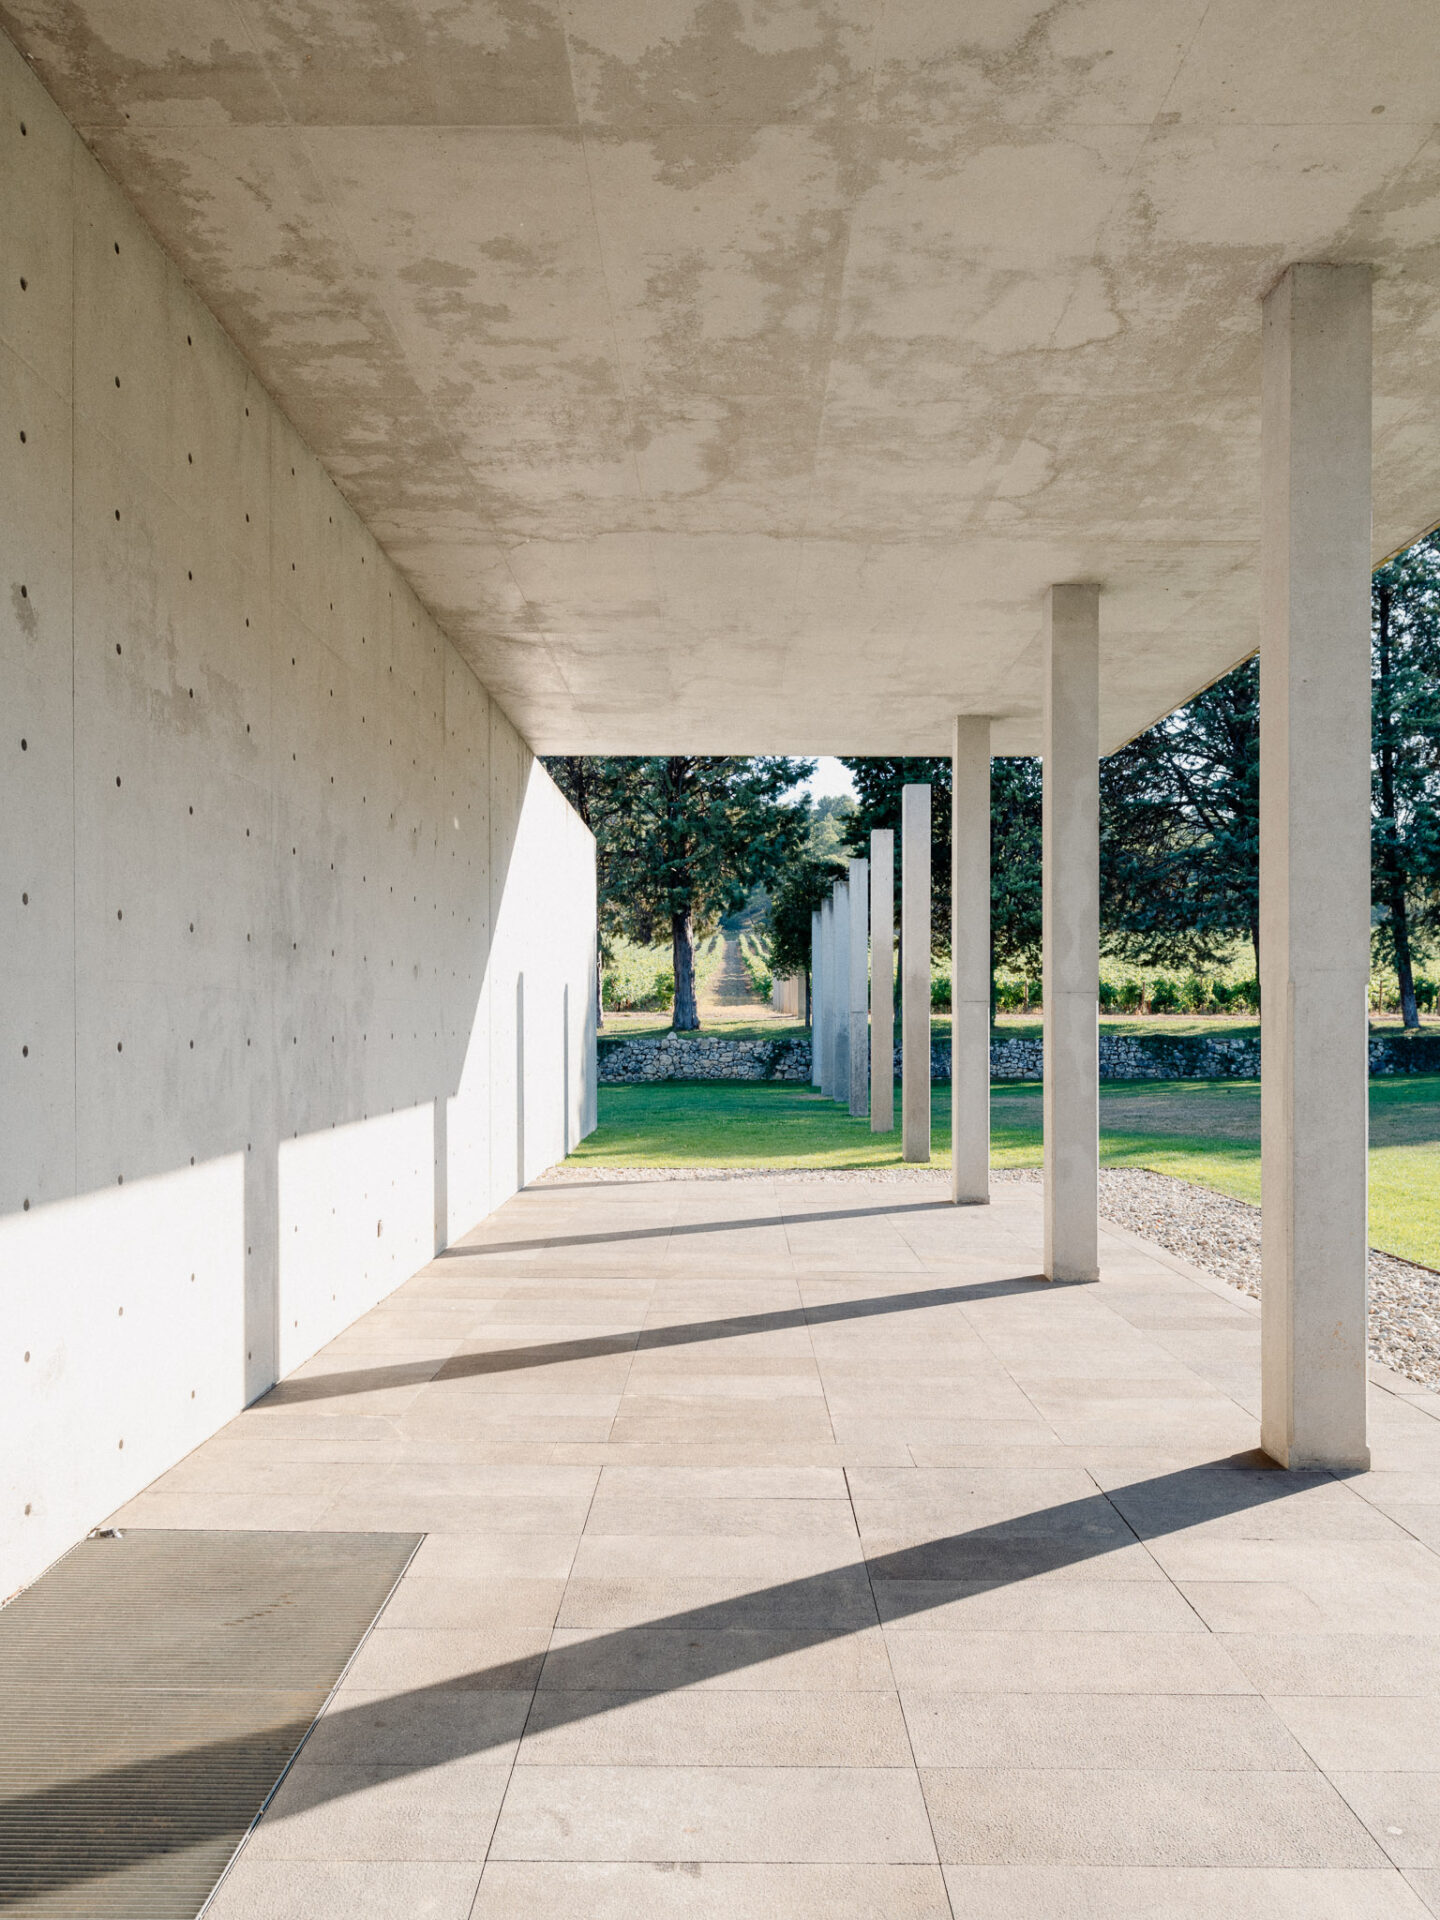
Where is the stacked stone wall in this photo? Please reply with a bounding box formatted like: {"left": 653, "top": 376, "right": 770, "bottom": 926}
{"left": 598, "top": 1030, "right": 1440, "bottom": 1084}
{"left": 598, "top": 1034, "right": 812, "bottom": 1083}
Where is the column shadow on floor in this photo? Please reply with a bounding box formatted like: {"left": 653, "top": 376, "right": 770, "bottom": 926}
{"left": 0, "top": 1456, "right": 1328, "bottom": 1910}
{"left": 256, "top": 1270, "right": 1049, "bottom": 1407}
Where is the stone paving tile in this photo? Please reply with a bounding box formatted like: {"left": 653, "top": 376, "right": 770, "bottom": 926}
{"left": 921, "top": 1767, "right": 1384, "bottom": 1866}
{"left": 884, "top": 1628, "right": 1255, "bottom": 1694}
{"left": 242, "top": 1756, "right": 510, "bottom": 1859}
{"left": 539, "top": 1625, "right": 896, "bottom": 1693}
{"left": 942, "top": 1866, "right": 1432, "bottom": 1916}
{"left": 555, "top": 1569, "right": 878, "bottom": 1632}
{"left": 406, "top": 1532, "right": 580, "bottom": 1579}
{"left": 207, "top": 1861, "right": 485, "bottom": 1920}
{"left": 1386, "top": 1507, "right": 1440, "bottom": 1551}
{"left": 1209, "top": 1633, "right": 1440, "bottom": 1697}
{"left": 594, "top": 1464, "right": 848, "bottom": 1498}
{"left": 137, "top": 1175, "right": 1440, "bottom": 1917}
{"left": 336, "top": 1626, "right": 548, "bottom": 1693}
{"left": 297, "top": 1688, "right": 532, "bottom": 1765}
{"left": 105, "top": 1489, "right": 341, "bottom": 1529}
{"left": 489, "top": 1763, "right": 939, "bottom": 1862}
{"left": 1274, "top": 1696, "right": 1440, "bottom": 1772}
{"left": 377, "top": 1574, "right": 568, "bottom": 1631}
{"left": 1331, "top": 1775, "right": 1440, "bottom": 1868}
{"left": 874, "top": 1575, "right": 1205, "bottom": 1631}
{"left": 568, "top": 1532, "right": 860, "bottom": 1580}
{"left": 469, "top": 1861, "right": 955, "bottom": 1919}
{"left": 517, "top": 1687, "right": 914, "bottom": 1766}
{"left": 903, "top": 1691, "right": 1311, "bottom": 1769}
{"left": 581, "top": 1495, "right": 859, "bottom": 1538}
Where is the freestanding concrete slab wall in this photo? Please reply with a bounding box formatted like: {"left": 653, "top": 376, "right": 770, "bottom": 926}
{"left": 0, "top": 40, "right": 597, "bottom": 1597}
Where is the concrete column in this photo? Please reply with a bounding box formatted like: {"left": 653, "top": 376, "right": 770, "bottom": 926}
{"left": 901, "top": 784, "right": 931, "bottom": 1162}
{"left": 870, "top": 830, "right": 895, "bottom": 1133}
{"left": 952, "top": 718, "right": 992, "bottom": 1204}
{"left": 1042, "top": 585, "right": 1100, "bottom": 1282}
{"left": 810, "top": 909, "right": 823, "bottom": 1087}
{"left": 1259, "top": 264, "right": 1373, "bottom": 1472}
{"left": 818, "top": 896, "right": 835, "bottom": 1097}
{"left": 831, "top": 881, "right": 851, "bottom": 1101}
{"left": 848, "top": 856, "right": 869, "bottom": 1117}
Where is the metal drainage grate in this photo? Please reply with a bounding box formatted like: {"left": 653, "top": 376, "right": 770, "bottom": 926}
{"left": 0, "top": 1529, "right": 420, "bottom": 1918}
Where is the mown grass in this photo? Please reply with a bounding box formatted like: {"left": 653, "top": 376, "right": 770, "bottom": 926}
{"left": 567, "top": 1075, "right": 1440, "bottom": 1270}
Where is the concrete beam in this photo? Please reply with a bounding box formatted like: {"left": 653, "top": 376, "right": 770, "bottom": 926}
{"left": 901, "top": 785, "right": 931, "bottom": 1163}
{"left": 870, "top": 830, "right": 895, "bottom": 1134}
{"left": 1043, "top": 586, "right": 1100, "bottom": 1283}
{"left": 952, "top": 717, "right": 992, "bottom": 1205}
{"left": 1259, "top": 264, "right": 1373, "bottom": 1473}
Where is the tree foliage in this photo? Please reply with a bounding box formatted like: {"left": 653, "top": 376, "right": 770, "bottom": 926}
{"left": 831, "top": 665, "right": 1261, "bottom": 984}
{"left": 1373, "top": 532, "right": 1440, "bottom": 1027}
{"left": 1100, "top": 658, "right": 1259, "bottom": 972}
{"left": 766, "top": 849, "right": 849, "bottom": 984}
{"left": 557, "top": 536, "right": 1440, "bottom": 1035}
{"left": 544, "top": 755, "right": 812, "bottom": 1030}
{"left": 836, "top": 755, "right": 1044, "bottom": 972}
{"left": 840, "top": 756, "right": 953, "bottom": 952}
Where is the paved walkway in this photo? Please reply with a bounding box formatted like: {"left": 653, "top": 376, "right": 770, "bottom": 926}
{"left": 112, "top": 1176, "right": 1440, "bottom": 1919}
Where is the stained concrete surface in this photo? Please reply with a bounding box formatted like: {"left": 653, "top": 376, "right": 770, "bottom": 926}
{"left": 5, "top": 3, "right": 1440, "bottom": 754}
{"left": 89, "top": 1174, "right": 1440, "bottom": 1919}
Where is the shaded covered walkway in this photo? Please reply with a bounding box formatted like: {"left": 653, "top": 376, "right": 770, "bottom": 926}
{"left": 94, "top": 1176, "right": 1440, "bottom": 1918}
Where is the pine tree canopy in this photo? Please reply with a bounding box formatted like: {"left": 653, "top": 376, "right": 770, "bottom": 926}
{"left": 1372, "top": 531, "right": 1440, "bottom": 1026}
{"left": 543, "top": 755, "right": 813, "bottom": 1029}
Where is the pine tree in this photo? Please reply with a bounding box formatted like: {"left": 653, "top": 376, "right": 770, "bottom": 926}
{"left": 1372, "top": 533, "right": 1440, "bottom": 1028}
{"left": 1100, "top": 658, "right": 1260, "bottom": 974}
{"left": 544, "top": 756, "right": 812, "bottom": 1031}
{"left": 838, "top": 755, "right": 1043, "bottom": 976}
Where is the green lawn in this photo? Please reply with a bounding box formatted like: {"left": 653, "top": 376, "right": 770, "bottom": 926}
{"left": 567, "top": 1075, "right": 1440, "bottom": 1270}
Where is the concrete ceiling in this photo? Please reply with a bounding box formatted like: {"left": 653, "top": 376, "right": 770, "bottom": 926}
{"left": 6, "top": 1, "right": 1440, "bottom": 754}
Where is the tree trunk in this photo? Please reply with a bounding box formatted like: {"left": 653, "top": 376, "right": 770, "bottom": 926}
{"left": 671, "top": 909, "right": 700, "bottom": 1031}
{"left": 1392, "top": 892, "right": 1420, "bottom": 1029}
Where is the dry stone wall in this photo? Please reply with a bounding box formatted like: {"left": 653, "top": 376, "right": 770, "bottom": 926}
{"left": 598, "top": 1030, "right": 1440, "bottom": 1084}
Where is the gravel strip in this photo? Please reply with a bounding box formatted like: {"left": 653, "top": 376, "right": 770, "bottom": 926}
{"left": 542, "top": 1162, "right": 1440, "bottom": 1394}
{"left": 1073, "top": 1165, "right": 1440, "bottom": 1396}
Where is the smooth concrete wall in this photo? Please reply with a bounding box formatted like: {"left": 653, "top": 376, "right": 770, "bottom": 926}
{"left": 0, "top": 42, "right": 597, "bottom": 1597}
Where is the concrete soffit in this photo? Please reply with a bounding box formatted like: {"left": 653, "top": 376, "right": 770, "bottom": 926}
{"left": 5, "top": 1, "right": 1440, "bottom": 756}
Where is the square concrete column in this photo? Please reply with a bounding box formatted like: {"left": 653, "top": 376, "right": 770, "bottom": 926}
{"left": 870, "top": 830, "right": 895, "bottom": 1133}
{"left": 818, "top": 896, "right": 834, "bottom": 1096}
{"left": 1260, "top": 263, "right": 1373, "bottom": 1472}
{"left": 952, "top": 717, "right": 992, "bottom": 1204}
{"left": 848, "top": 856, "right": 870, "bottom": 1117}
{"left": 1043, "top": 585, "right": 1100, "bottom": 1282}
{"left": 831, "top": 881, "right": 851, "bottom": 1102}
{"left": 901, "top": 784, "right": 931, "bottom": 1163}
{"left": 810, "top": 908, "right": 823, "bottom": 1087}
